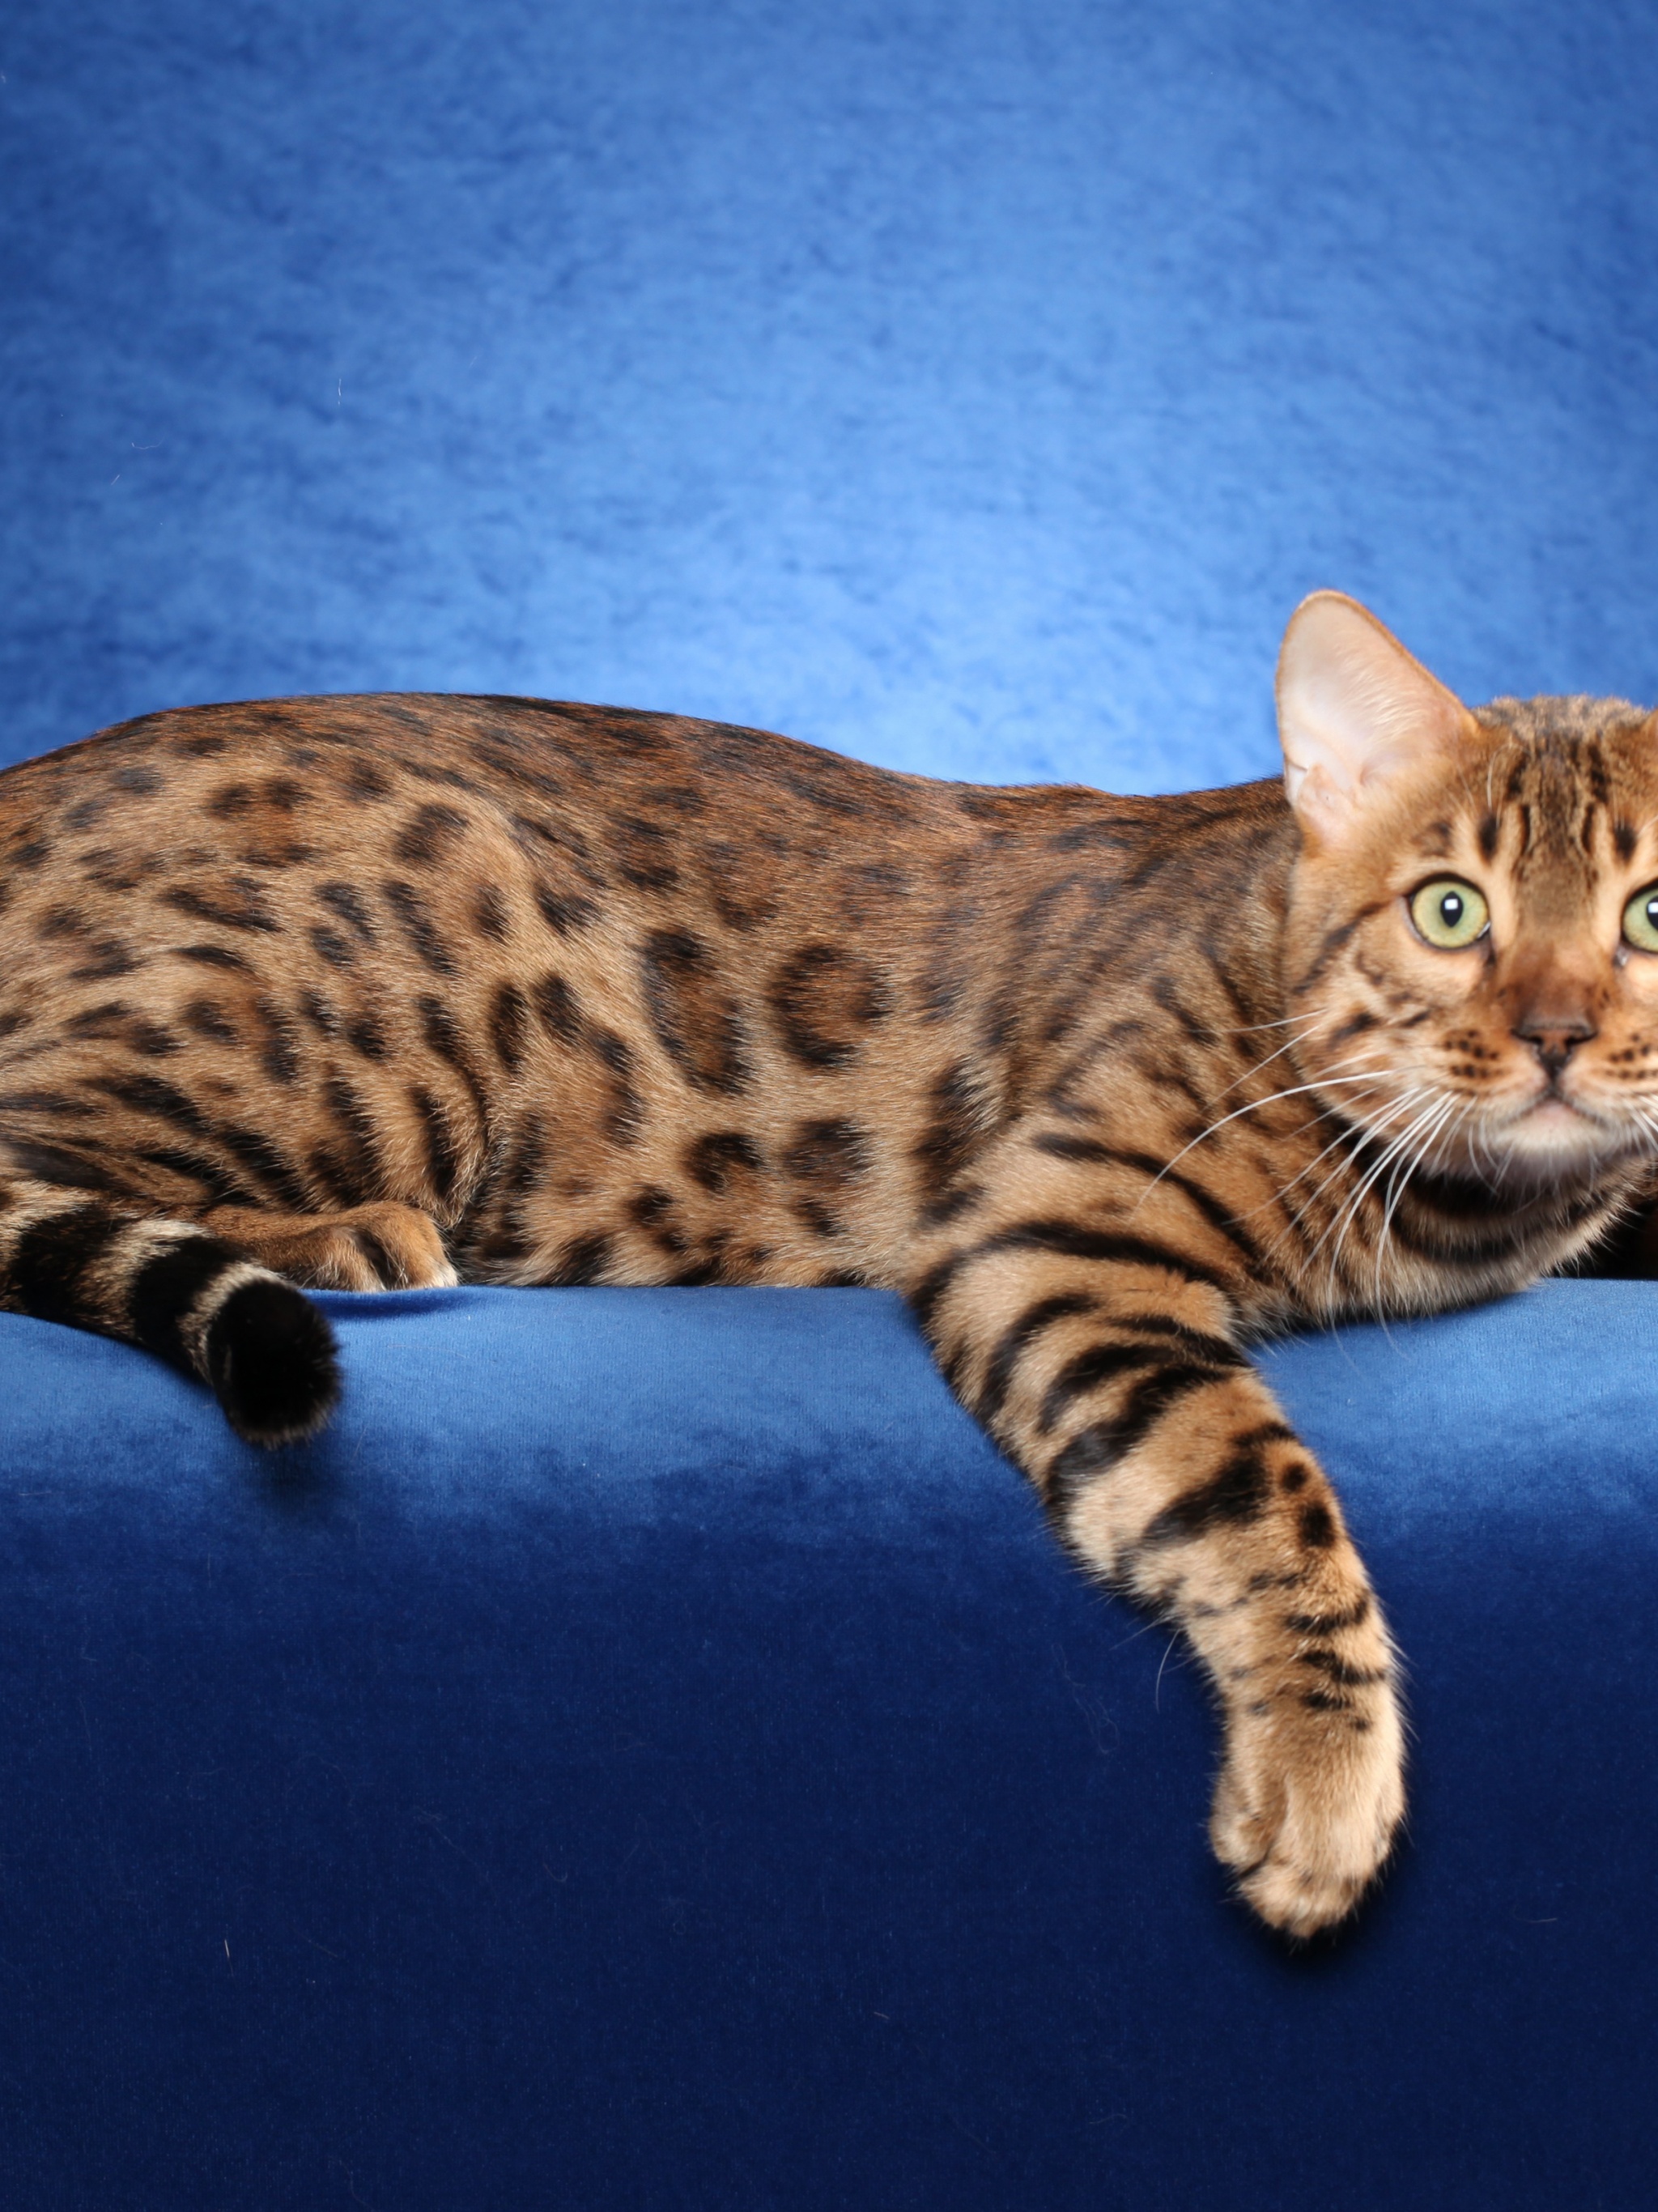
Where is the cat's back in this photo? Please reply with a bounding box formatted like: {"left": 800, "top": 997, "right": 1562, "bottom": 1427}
{"left": 0, "top": 691, "right": 1280, "bottom": 951}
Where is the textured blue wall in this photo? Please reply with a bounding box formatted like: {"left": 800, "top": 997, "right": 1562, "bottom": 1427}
{"left": 5, "top": 0, "right": 1656, "bottom": 790}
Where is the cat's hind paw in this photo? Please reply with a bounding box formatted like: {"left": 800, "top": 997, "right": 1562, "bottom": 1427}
{"left": 202, "top": 1202, "right": 459, "bottom": 1293}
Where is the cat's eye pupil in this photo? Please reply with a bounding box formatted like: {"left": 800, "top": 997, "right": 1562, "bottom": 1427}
{"left": 1646, "top": 899, "right": 1658, "bottom": 931}
{"left": 1439, "top": 892, "right": 1464, "bottom": 927}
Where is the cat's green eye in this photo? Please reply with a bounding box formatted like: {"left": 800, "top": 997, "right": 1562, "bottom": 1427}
{"left": 1409, "top": 878, "right": 1489, "bottom": 951}
{"left": 1622, "top": 887, "right": 1658, "bottom": 952}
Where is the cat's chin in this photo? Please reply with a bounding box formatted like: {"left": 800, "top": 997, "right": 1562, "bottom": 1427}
{"left": 1471, "top": 1095, "right": 1652, "bottom": 1193}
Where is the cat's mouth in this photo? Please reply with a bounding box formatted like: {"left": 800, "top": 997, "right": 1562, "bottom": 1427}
{"left": 1486, "top": 1081, "right": 1655, "bottom": 1178}
{"left": 1511, "top": 1094, "right": 1593, "bottom": 1133}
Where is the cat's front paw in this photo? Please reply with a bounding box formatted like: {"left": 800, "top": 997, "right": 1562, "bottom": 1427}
{"left": 1209, "top": 1657, "right": 1405, "bottom": 1938}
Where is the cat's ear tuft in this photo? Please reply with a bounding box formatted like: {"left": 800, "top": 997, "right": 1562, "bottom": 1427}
{"left": 1276, "top": 593, "right": 1472, "bottom": 844}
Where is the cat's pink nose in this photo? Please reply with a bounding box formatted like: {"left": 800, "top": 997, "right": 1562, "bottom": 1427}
{"left": 1512, "top": 1014, "right": 1596, "bottom": 1077}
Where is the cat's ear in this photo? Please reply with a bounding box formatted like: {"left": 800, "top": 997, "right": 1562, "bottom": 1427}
{"left": 1276, "top": 592, "right": 1473, "bottom": 844}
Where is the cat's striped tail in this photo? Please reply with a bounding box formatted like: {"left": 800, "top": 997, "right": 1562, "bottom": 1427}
{"left": 0, "top": 1181, "right": 340, "bottom": 1445}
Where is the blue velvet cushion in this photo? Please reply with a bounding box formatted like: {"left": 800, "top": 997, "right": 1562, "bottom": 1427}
{"left": 2, "top": 1282, "right": 1653, "bottom": 2207}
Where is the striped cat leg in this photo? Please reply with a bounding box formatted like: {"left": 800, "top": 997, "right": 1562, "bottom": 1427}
{"left": 0, "top": 1181, "right": 339, "bottom": 1444}
{"left": 920, "top": 1248, "right": 1403, "bottom": 1937}
{"left": 198, "top": 1202, "right": 457, "bottom": 1291}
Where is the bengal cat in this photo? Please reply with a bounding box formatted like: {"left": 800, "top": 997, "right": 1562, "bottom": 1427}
{"left": 1, "top": 591, "right": 1652, "bottom": 1936}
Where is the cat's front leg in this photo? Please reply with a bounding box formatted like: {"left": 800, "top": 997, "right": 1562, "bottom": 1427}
{"left": 1066, "top": 1368, "right": 1403, "bottom": 1936}
{"left": 917, "top": 1253, "right": 1403, "bottom": 1934}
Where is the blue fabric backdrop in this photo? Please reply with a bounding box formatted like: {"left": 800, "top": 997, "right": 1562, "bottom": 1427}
{"left": 4, "top": 2, "right": 1658, "bottom": 2206}
{"left": 5, "top": 0, "right": 1658, "bottom": 788}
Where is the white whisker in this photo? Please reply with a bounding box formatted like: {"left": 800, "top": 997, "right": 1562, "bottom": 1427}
{"left": 1315, "top": 1091, "right": 1459, "bottom": 1297}
{"left": 1134, "top": 1058, "right": 1390, "bottom": 1202}
{"left": 1211, "top": 1015, "right": 1329, "bottom": 1102}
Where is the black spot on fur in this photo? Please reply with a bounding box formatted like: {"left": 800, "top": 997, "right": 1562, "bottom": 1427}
{"left": 768, "top": 942, "right": 891, "bottom": 1068}
{"left": 534, "top": 972, "right": 582, "bottom": 1045}
{"left": 346, "top": 1011, "right": 388, "bottom": 1061}
{"left": 312, "top": 1074, "right": 385, "bottom": 1202}
{"left": 394, "top": 803, "right": 470, "bottom": 865}
{"left": 70, "top": 939, "right": 142, "bottom": 981}
{"left": 65, "top": 1001, "right": 132, "bottom": 1040}
{"left": 783, "top": 1118, "right": 871, "bottom": 1186}
{"left": 171, "top": 943, "right": 249, "bottom": 972}
{"left": 1299, "top": 1501, "right": 1337, "bottom": 1548}
{"left": 640, "top": 929, "right": 750, "bottom": 1095}
{"left": 589, "top": 1026, "right": 644, "bottom": 1145}
{"left": 298, "top": 989, "right": 340, "bottom": 1040}
{"left": 418, "top": 994, "right": 491, "bottom": 1131}
{"left": 548, "top": 1232, "right": 614, "bottom": 1285}
{"left": 128, "top": 1021, "right": 181, "bottom": 1058}
{"left": 474, "top": 884, "right": 511, "bottom": 941}
{"left": 535, "top": 887, "right": 600, "bottom": 936}
{"left": 257, "top": 998, "right": 300, "bottom": 1084}
{"left": 0, "top": 1090, "right": 98, "bottom": 1118}
{"left": 410, "top": 1086, "right": 461, "bottom": 1201}
{"left": 792, "top": 1196, "right": 842, "bottom": 1240}
{"left": 311, "top": 926, "right": 355, "bottom": 968}
{"left": 342, "top": 760, "right": 392, "bottom": 801}
{"left": 163, "top": 881, "right": 281, "bottom": 934}
{"left": 628, "top": 1185, "right": 687, "bottom": 1254}
{"left": 912, "top": 1061, "right": 988, "bottom": 1217}
{"left": 611, "top": 816, "right": 679, "bottom": 891}
{"left": 0, "top": 1142, "right": 133, "bottom": 1197}
{"left": 317, "top": 882, "right": 376, "bottom": 942}
{"left": 382, "top": 881, "right": 455, "bottom": 975}
{"left": 491, "top": 982, "right": 529, "bottom": 1070}
{"left": 684, "top": 1130, "right": 765, "bottom": 1193}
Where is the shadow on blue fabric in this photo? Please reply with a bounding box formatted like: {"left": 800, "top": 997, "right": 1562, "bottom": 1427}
{"left": 4, "top": 0, "right": 1658, "bottom": 2204}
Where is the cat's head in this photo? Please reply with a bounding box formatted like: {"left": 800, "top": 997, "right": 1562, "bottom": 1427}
{"left": 1277, "top": 591, "right": 1658, "bottom": 1193}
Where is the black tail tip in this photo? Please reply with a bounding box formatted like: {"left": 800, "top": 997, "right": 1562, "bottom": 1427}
{"left": 205, "top": 1278, "right": 342, "bottom": 1447}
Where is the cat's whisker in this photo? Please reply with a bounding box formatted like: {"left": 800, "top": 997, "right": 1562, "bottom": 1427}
{"left": 1308, "top": 1108, "right": 1439, "bottom": 1300}
{"left": 1211, "top": 1015, "right": 1330, "bottom": 1101}
{"left": 1138, "top": 1062, "right": 1392, "bottom": 1199}
{"left": 1340, "top": 1095, "right": 1459, "bottom": 1264}
{"left": 1259, "top": 1087, "right": 1431, "bottom": 1275}
{"left": 1244, "top": 1117, "right": 1376, "bottom": 1230}
{"left": 1256, "top": 1082, "right": 1414, "bottom": 1220}
{"left": 1313, "top": 1091, "right": 1456, "bottom": 1291}
{"left": 1372, "top": 1095, "right": 1473, "bottom": 1309}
